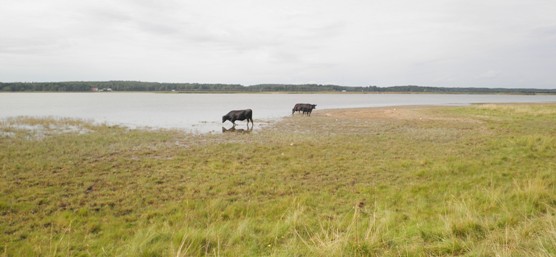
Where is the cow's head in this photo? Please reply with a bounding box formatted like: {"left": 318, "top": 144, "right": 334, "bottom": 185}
{"left": 312, "top": 104, "right": 317, "bottom": 109}
{"left": 222, "top": 115, "right": 229, "bottom": 123}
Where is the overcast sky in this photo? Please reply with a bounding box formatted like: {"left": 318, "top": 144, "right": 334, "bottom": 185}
{"left": 1, "top": 0, "right": 555, "bottom": 88}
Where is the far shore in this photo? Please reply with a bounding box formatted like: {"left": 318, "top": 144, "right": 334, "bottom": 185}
{"left": 2, "top": 90, "right": 555, "bottom": 95}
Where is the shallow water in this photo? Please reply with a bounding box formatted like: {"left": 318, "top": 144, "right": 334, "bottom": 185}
{"left": 1, "top": 93, "right": 555, "bottom": 133}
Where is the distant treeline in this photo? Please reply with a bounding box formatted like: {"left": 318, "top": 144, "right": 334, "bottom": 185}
{"left": 1, "top": 81, "right": 555, "bottom": 94}
{"left": 0, "top": 81, "right": 244, "bottom": 92}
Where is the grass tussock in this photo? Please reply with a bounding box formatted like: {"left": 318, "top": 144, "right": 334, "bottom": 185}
{"left": 1, "top": 103, "right": 555, "bottom": 256}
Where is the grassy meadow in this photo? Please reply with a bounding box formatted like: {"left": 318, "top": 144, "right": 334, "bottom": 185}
{"left": 1, "top": 103, "right": 555, "bottom": 256}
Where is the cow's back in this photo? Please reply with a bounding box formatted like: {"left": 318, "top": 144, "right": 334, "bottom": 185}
{"left": 230, "top": 109, "right": 252, "bottom": 119}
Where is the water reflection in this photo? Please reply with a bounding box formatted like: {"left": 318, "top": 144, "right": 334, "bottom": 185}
{"left": 222, "top": 125, "right": 253, "bottom": 134}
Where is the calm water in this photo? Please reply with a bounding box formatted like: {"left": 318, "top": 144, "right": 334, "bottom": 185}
{"left": 1, "top": 93, "right": 555, "bottom": 133}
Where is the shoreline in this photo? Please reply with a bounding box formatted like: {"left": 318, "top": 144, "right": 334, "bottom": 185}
{"left": 1, "top": 102, "right": 555, "bottom": 134}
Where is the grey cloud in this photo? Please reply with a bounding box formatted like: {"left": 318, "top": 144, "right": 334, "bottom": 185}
{"left": 81, "top": 7, "right": 132, "bottom": 23}
{"left": 0, "top": 37, "right": 71, "bottom": 55}
{"left": 1, "top": 0, "right": 555, "bottom": 88}
{"left": 532, "top": 25, "right": 556, "bottom": 38}
{"left": 134, "top": 20, "right": 185, "bottom": 36}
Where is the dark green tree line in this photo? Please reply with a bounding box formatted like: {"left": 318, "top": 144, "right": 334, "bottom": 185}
{"left": 1, "top": 81, "right": 554, "bottom": 94}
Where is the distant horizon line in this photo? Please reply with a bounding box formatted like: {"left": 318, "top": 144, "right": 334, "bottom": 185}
{"left": 1, "top": 80, "right": 555, "bottom": 90}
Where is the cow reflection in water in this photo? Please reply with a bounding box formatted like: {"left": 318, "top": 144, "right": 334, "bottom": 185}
{"left": 222, "top": 125, "right": 253, "bottom": 133}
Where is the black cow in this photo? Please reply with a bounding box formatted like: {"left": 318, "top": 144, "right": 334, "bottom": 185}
{"left": 292, "top": 103, "right": 317, "bottom": 116}
{"left": 292, "top": 103, "right": 305, "bottom": 115}
{"left": 302, "top": 104, "right": 317, "bottom": 116}
{"left": 222, "top": 109, "right": 253, "bottom": 126}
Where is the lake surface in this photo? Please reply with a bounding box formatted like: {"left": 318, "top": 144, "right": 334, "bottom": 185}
{"left": 1, "top": 93, "right": 555, "bottom": 133}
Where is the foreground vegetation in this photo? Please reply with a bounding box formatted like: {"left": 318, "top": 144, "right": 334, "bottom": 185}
{"left": 1, "top": 104, "right": 555, "bottom": 256}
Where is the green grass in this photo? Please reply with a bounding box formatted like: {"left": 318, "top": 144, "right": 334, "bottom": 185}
{"left": 1, "top": 104, "right": 555, "bottom": 256}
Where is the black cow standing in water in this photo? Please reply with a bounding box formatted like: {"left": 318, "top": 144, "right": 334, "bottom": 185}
{"left": 292, "top": 103, "right": 317, "bottom": 116}
{"left": 222, "top": 109, "right": 253, "bottom": 127}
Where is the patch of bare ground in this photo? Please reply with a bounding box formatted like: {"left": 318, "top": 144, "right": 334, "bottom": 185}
{"left": 264, "top": 106, "right": 488, "bottom": 143}
{"left": 318, "top": 105, "right": 482, "bottom": 123}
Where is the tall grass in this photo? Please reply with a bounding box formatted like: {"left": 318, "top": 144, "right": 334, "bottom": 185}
{"left": 1, "top": 104, "right": 555, "bottom": 256}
